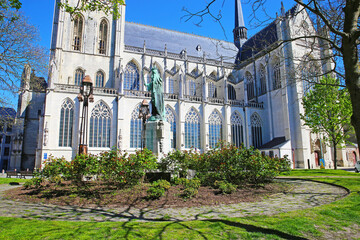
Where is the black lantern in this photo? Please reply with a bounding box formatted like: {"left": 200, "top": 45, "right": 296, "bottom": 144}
{"left": 138, "top": 99, "right": 150, "bottom": 151}
{"left": 78, "top": 75, "right": 94, "bottom": 155}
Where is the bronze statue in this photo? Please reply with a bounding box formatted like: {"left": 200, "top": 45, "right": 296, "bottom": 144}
{"left": 144, "top": 67, "right": 165, "bottom": 121}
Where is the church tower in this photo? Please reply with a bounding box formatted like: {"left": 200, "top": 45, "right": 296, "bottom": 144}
{"left": 233, "top": 0, "right": 247, "bottom": 49}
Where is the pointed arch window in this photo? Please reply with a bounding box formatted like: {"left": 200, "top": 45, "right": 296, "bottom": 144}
{"left": 231, "top": 111, "right": 244, "bottom": 147}
{"left": 273, "top": 59, "right": 281, "bottom": 90}
{"left": 259, "top": 65, "right": 267, "bottom": 95}
{"left": 208, "top": 81, "right": 217, "bottom": 98}
{"left": 251, "top": 113, "right": 262, "bottom": 148}
{"left": 99, "top": 19, "right": 108, "bottom": 54}
{"left": 59, "top": 99, "right": 74, "bottom": 147}
{"left": 208, "top": 110, "right": 222, "bottom": 148}
{"left": 166, "top": 106, "right": 176, "bottom": 148}
{"left": 185, "top": 108, "right": 200, "bottom": 149}
{"left": 228, "top": 84, "right": 236, "bottom": 100}
{"left": 302, "top": 62, "right": 319, "bottom": 95}
{"left": 246, "top": 72, "right": 255, "bottom": 100}
{"left": 124, "top": 62, "right": 140, "bottom": 90}
{"left": 75, "top": 68, "right": 84, "bottom": 85}
{"left": 73, "top": 15, "right": 83, "bottom": 51}
{"left": 89, "top": 102, "right": 111, "bottom": 148}
{"left": 130, "top": 105, "right": 142, "bottom": 148}
{"left": 95, "top": 71, "right": 104, "bottom": 87}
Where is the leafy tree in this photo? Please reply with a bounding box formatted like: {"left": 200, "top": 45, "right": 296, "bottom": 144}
{"left": 300, "top": 76, "right": 353, "bottom": 169}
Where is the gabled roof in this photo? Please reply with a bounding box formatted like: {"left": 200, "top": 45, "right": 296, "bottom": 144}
{"left": 124, "top": 22, "right": 238, "bottom": 62}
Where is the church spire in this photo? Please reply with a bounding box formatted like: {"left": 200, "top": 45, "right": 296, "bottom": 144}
{"left": 233, "top": 0, "right": 247, "bottom": 49}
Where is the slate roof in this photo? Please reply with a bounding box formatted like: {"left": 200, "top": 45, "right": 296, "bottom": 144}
{"left": 238, "top": 5, "right": 298, "bottom": 62}
{"left": 124, "top": 22, "right": 238, "bottom": 62}
{"left": 259, "top": 136, "right": 287, "bottom": 149}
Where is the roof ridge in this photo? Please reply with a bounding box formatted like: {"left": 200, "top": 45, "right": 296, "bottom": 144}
{"left": 125, "top": 21, "right": 234, "bottom": 45}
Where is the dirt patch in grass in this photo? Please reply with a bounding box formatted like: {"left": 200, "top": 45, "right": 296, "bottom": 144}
{"left": 4, "top": 181, "right": 290, "bottom": 209}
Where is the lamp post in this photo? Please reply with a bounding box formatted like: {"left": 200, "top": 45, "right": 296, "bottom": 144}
{"left": 138, "top": 99, "right": 150, "bottom": 151}
{"left": 77, "top": 75, "right": 94, "bottom": 155}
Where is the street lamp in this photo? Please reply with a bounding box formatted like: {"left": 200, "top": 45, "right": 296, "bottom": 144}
{"left": 77, "top": 75, "right": 94, "bottom": 155}
{"left": 138, "top": 99, "right": 150, "bottom": 151}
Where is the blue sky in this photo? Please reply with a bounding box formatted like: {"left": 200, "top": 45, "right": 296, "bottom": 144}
{"left": 20, "top": 0, "right": 295, "bottom": 49}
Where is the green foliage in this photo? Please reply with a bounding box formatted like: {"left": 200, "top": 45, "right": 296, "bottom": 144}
{"left": 23, "top": 177, "right": 43, "bottom": 189}
{"left": 57, "top": 0, "right": 125, "bottom": 19}
{"left": 193, "top": 142, "right": 290, "bottom": 186}
{"left": 146, "top": 180, "right": 171, "bottom": 200}
{"left": 39, "top": 148, "right": 157, "bottom": 187}
{"left": 173, "top": 178, "right": 201, "bottom": 199}
{"left": 215, "top": 181, "right": 237, "bottom": 194}
{"left": 159, "top": 149, "right": 197, "bottom": 178}
{"left": 301, "top": 76, "right": 353, "bottom": 168}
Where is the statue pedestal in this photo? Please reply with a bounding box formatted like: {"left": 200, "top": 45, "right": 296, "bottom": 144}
{"left": 145, "top": 120, "right": 171, "bottom": 158}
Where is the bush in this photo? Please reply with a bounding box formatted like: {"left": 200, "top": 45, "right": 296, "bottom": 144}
{"left": 193, "top": 142, "right": 291, "bottom": 186}
{"left": 215, "top": 180, "right": 237, "bottom": 194}
{"left": 98, "top": 148, "right": 157, "bottom": 186}
{"left": 158, "top": 149, "right": 198, "bottom": 178}
{"left": 146, "top": 179, "right": 171, "bottom": 199}
{"left": 173, "top": 178, "right": 201, "bottom": 199}
{"left": 41, "top": 156, "right": 67, "bottom": 183}
{"left": 23, "top": 177, "right": 43, "bottom": 189}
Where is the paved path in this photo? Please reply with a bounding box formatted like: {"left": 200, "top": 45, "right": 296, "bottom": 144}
{"left": 0, "top": 179, "right": 348, "bottom": 222}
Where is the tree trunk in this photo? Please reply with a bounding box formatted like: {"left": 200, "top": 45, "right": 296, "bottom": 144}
{"left": 332, "top": 141, "right": 337, "bottom": 170}
{"left": 342, "top": 1, "right": 360, "bottom": 155}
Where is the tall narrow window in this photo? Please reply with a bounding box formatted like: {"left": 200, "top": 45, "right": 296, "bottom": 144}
{"left": 168, "top": 77, "right": 174, "bottom": 94}
{"left": 231, "top": 111, "right": 244, "bottom": 147}
{"left": 75, "top": 69, "right": 84, "bottom": 85}
{"left": 59, "top": 99, "right": 74, "bottom": 147}
{"left": 166, "top": 106, "right": 176, "bottom": 148}
{"left": 124, "top": 62, "right": 140, "bottom": 90}
{"left": 185, "top": 108, "right": 200, "bottom": 149}
{"left": 208, "top": 110, "right": 222, "bottom": 148}
{"left": 259, "top": 65, "right": 267, "bottom": 95}
{"left": 99, "top": 19, "right": 108, "bottom": 54}
{"left": 73, "top": 15, "right": 83, "bottom": 51}
{"left": 89, "top": 101, "right": 111, "bottom": 148}
{"left": 251, "top": 113, "right": 262, "bottom": 148}
{"left": 208, "top": 81, "right": 217, "bottom": 98}
{"left": 228, "top": 84, "right": 236, "bottom": 100}
{"left": 273, "top": 59, "right": 281, "bottom": 90}
{"left": 189, "top": 80, "right": 196, "bottom": 96}
{"left": 246, "top": 72, "right": 255, "bottom": 100}
{"left": 95, "top": 71, "right": 104, "bottom": 87}
{"left": 130, "top": 105, "right": 142, "bottom": 148}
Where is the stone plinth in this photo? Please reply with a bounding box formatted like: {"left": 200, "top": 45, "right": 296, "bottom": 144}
{"left": 145, "top": 120, "right": 171, "bottom": 157}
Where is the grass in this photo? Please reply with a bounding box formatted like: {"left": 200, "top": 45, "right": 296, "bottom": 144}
{"left": 0, "top": 178, "right": 26, "bottom": 184}
{"left": 280, "top": 168, "right": 360, "bottom": 176}
{"left": 0, "top": 171, "right": 359, "bottom": 239}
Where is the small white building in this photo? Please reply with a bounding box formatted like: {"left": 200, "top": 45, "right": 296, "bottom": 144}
{"left": 11, "top": 0, "right": 355, "bottom": 170}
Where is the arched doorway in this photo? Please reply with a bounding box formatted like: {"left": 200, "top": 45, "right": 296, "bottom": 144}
{"left": 353, "top": 151, "right": 357, "bottom": 165}
{"left": 314, "top": 151, "right": 320, "bottom": 166}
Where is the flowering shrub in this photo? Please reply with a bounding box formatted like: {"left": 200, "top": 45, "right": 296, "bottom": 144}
{"left": 194, "top": 142, "right": 291, "bottom": 185}
{"left": 99, "top": 148, "right": 157, "bottom": 186}
{"left": 158, "top": 149, "right": 198, "bottom": 178}
{"left": 38, "top": 148, "right": 157, "bottom": 187}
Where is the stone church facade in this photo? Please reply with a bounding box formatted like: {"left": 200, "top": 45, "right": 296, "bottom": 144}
{"left": 11, "top": 0, "right": 355, "bottom": 170}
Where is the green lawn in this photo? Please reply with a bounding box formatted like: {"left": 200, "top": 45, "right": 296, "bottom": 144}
{"left": 280, "top": 168, "right": 359, "bottom": 176}
{"left": 0, "top": 171, "right": 359, "bottom": 239}
{"left": 0, "top": 178, "right": 26, "bottom": 184}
